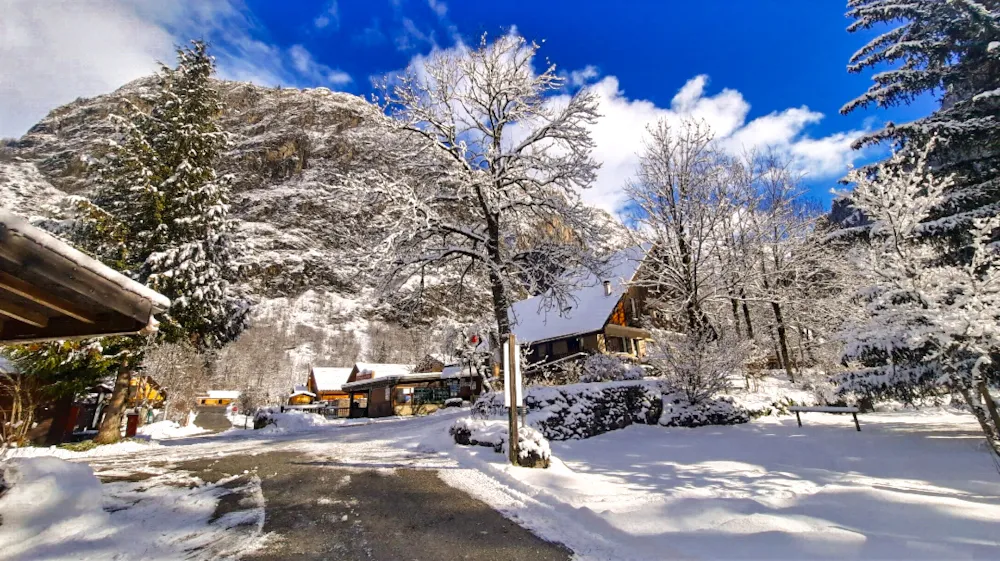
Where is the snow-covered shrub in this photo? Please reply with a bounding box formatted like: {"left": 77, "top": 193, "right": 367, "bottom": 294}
{"left": 579, "top": 354, "right": 643, "bottom": 383}
{"left": 649, "top": 331, "right": 747, "bottom": 404}
{"left": 449, "top": 418, "right": 551, "bottom": 468}
{"left": 443, "top": 397, "right": 464, "bottom": 408}
{"left": 659, "top": 394, "right": 750, "bottom": 427}
{"left": 473, "top": 380, "right": 665, "bottom": 440}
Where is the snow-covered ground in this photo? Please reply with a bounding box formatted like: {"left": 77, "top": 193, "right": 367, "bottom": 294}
{"left": 439, "top": 409, "right": 1000, "bottom": 560}
{"left": 3, "top": 406, "right": 998, "bottom": 560}
{"left": 0, "top": 457, "right": 266, "bottom": 561}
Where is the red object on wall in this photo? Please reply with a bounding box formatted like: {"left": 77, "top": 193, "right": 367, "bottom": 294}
{"left": 125, "top": 413, "right": 139, "bottom": 438}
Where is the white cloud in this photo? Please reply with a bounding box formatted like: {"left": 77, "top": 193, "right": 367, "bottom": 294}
{"left": 391, "top": 34, "right": 866, "bottom": 215}
{"left": 428, "top": 0, "right": 448, "bottom": 18}
{"left": 579, "top": 75, "right": 866, "bottom": 214}
{"left": 568, "top": 65, "right": 599, "bottom": 87}
{"left": 289, "top": 45, "right": 352, "bottom": 86}
{"left": 314, "top": 1, "right": 339, "bottom": 30}
{"left": 0, "top": 0, "right": 351, "bottom": 138}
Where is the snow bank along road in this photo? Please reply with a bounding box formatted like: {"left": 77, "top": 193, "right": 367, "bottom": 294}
{"left": 4, "top": 408, "right": 1000, "bottom": 560}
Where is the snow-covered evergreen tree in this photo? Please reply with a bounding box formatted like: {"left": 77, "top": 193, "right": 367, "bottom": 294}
{"left": 837, "top": 142, "right": 1000, "bottom": 454}
{"left": 88, "top": 40, "right": 248, "bottom": 348}
{"left": 842, "top": 0, "right": 1000, "bottom": 255}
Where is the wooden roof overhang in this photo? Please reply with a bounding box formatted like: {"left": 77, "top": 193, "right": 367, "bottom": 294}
{"left": 0, "top": 210, "right": 171, "bottom": 344}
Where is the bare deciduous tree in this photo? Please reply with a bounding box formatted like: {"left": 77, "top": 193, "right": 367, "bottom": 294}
{"left": 141, "top": 342, "right": 208, "bottom": 424}
{"left": 341, "top": 33, "right": 607, "bottom": 341}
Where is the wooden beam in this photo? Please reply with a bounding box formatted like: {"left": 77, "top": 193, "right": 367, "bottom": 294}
{"left": 0, "top": 271, "right": 95, "bottom": 324}
{"left": 0, "top": 297, "right": 49, "bottom": 328}
{"left": 0, "top": 314, "right": 143, "bottom": 344}
{"left": 0, "top": 239, "right": 154, "bottom": 325}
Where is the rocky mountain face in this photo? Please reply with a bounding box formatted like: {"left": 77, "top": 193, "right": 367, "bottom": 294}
{"left": 1, "top": 77, "right": 628, "bottom": 379}
{"left": 3, "top": 78, "right": 392, "bottom": 299}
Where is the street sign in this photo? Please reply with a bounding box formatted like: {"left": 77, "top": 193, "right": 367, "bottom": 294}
{"left": 502, "top": 338, "right": 523, "bottom": 407}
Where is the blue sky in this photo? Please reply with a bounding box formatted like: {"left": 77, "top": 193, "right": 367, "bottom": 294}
{"left": 4, "top": 0, "right": 936, "bottom": 213}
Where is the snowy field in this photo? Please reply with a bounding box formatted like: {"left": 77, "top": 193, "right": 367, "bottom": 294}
{"left": 2, "top": 407, "right": 999, "bottom": 560}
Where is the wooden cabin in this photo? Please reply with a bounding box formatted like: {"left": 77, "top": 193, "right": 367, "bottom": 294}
{"left": 341, "top": 362, "right": 482, "bottom": 418}
{"left": 0, "top": 210, "right": 170, "bottom": 344}
{"left": 197, "top": 390, "right": 239, "bottom": 407}
{"left": 128, "top": 375, "right": 165, "bottom": 407}
{"left": 308, "top": 366, "right": 352, "bottom": 402}
{"left": 510, "top": 243, "right": 653, "bottom": 365}
{"left": 287, "top": 384, "right": 316, "bottom": 405}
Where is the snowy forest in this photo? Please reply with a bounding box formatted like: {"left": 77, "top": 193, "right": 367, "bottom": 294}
{"left": 1, "top": 0, "right": 999, "bottom": 455}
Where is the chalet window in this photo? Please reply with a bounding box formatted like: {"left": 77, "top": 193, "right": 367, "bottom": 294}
{"left": 567, "top": 337, "right": 581, "bottom": 353}
{"left": 606, "top": 336, "right": 624, "bottom": 353}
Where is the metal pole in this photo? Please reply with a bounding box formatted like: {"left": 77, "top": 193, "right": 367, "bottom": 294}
{"left": 507, "top": 333, "right": 519, "bottom": 465}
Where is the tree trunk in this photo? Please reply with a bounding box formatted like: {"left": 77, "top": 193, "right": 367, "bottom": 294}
{"left": 959, "top": 385, "right": 1000, "bottom": 457}
{"left": 770, "top": 301, "right": 795, "bottom": 383}
{"left": 729, "top": 296, "right": 743, "bottom": 339}
{"left": 739, "top": 289, "right": 754, "bottom": 340}
{"left": 95, "top": 366, "right": 131, "bottom": 444}
{"left": 978, "top": 380, "right": 1000, "bottom": 444}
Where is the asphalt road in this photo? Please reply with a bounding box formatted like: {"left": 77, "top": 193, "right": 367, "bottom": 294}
{"left": 175, "top": 451, "right": 572, "bottom": 561}
{"left": 194, "top": 406, "right": 234, "bottom": 432}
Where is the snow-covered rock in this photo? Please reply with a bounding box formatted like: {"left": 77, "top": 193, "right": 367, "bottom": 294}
{"left": 658, "top": 394, "right": 750, "bottom": 427}
{"left": 449, "top": 417, "right": 551, "bottom": 468}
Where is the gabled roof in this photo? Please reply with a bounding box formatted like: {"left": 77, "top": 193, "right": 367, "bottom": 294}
{"left": 509, "top": 243, "right": 650, "bottom": 344}
{"left": 310, "top": 367, "right": 352, "bottom": 392}
{"left": 290, "top": 384, "right": 317, "bottom": 398}
{"left": 351, "top": 363, "right": 414, "bottom": 379}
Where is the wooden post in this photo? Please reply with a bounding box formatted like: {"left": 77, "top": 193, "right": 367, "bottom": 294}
{"left": 852, "top": 412, "right": 861, "bottom": 432}
{"left": 507, "top": 333, "right": 519, "bottom": 465}
{"left": 795, "top": 411, "right": 802, "bottom": 427}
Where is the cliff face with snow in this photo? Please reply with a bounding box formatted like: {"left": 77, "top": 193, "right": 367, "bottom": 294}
{"left": 2, "top": 78, "right": 393, "bottom": 300}
{"left": 1, "top": 78, "right": 628, "bottom": 381}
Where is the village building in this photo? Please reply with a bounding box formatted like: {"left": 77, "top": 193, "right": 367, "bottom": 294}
{"left": 287, "top": 384, "right": 316, "bottom": 406}
{"left": 196, "top": 390, "right": 240, "bottom": 407}
{"left": 509, "top": 243, "right": 653, "bottom": 365}
{"left": 341, "top": 362, "right": 482, "bottom": 418}
{"left": 307, "top": 366, "right": 353, "bottom": 402}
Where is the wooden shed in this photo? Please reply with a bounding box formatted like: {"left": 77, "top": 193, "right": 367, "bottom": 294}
{"left": 0, "top": 210, "right": 170, "bottom": 343}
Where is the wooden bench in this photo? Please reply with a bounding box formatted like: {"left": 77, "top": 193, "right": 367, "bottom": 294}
{"left": 789, "top": 406, "right": 861, "bottom": 431}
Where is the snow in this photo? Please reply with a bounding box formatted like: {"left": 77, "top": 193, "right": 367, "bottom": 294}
{"left": 309, "top": 366, "right": 352, "bottom": 392}
{"left": 352, "top": 362, "right": 414, "bottom": 379}
{"left": 429, "top": 409, "right": 1000, "bottom": 560}
{"left": 0, "top": 457, "right": 266, "bottom": 560}
{"left": 5, "top": 439, "right": 163, "bottom": 460}
{"left": 206, "top": 390, "right": 241, "bottom": 399}
{"left": 509, "top": 243, "right": 650, "bottom": 344}
{"left": 6, "top": 395, "right": 998, "bottom": 561}
{"left": 136, "top": 420, "right": 210, "bottom": 440}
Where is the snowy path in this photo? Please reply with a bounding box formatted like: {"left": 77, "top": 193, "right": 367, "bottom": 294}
{"left": 6, "top": 408, "right": 1000, "bottom": 560}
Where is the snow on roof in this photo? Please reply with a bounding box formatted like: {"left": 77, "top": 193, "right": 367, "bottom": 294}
{"left": 289, "top": 385, "right": 317, "bottom": 398}
{"left": 509, "top": 243, "right": 650, "bottom": 344}
{"left": 0, "top": 209, "right": 171, "bottom": 311}
{"left": 353, "top": 363, "right": 414, "bottom": 378}
{"left": 310, "top": 367, "right": 352, "bottom": 392}
{"left": 206, "top": 390, "right": 240, "bottom": 399}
